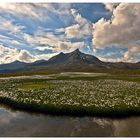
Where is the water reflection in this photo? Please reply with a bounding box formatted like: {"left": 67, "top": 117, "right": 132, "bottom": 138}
{"left": 0, "top": 106, "right": 140, "bottom": 137}
{"left": 113, "top": 117, "right": 140, "bottom": 137}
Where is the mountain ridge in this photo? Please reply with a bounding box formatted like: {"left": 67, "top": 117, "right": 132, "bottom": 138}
{"left": 0, "top": 49, "right": 140, "bottom": 73}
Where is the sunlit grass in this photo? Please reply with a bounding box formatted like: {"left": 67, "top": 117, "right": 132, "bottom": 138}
{"left": 17, "top": 84, "right": 49, "bottom": 90}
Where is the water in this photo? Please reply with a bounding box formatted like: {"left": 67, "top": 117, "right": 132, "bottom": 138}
{"left": 0, "top": 106, "right": 140, "bottom": 137}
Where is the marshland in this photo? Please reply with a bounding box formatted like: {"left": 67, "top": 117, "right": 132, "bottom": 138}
{"left": 0, "top": 72, "right": 140, "bottom": 136}
{"left": 0, "top": 72, "right": 140, "bottom": 116}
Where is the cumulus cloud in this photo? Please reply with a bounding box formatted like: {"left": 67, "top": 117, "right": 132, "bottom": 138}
{"left": 0, "top": 45, "right": 34, "bottom": 64}
{"left": 70, "top": 9, "right": 92, "bottom": 37}
{"left": 18, "top": 50, "right": 34, "bottom": 62}
{"left": 65, "top": 24, "right": 80, "bottom": 38}
{"left": 93, "top": 3, "right": 140, "bottom": 48}
{"left": 92, "top": 3, "right": 140, "bottom": 62}
{"left": 99, "top": 50, "right": 138, "bottom": 63}
{"left": 0, "top": 45, "right": 59, "bottom": 64}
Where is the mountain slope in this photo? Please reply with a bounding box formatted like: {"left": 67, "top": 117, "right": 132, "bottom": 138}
{"left": 0, "top": 61, "right": 27, "bottom": 73}
{"left": 48, "top": 49, "right": 102, "bottom": 65}
{"left": 0, "top": 49, "right": 140, "bottom": 73}
{"left": 26, "top": 49, "right": 105, "bottom": 71}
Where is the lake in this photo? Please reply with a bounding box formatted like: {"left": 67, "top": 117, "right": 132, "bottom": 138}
{"left": 0, "top": 105, "right": 140, "bottom": 137}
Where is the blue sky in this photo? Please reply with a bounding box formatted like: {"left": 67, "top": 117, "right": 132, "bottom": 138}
{"left": 0, "top": 3, "right": 139, "bottom": 64}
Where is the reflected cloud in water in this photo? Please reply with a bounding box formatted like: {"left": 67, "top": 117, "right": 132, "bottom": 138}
{"left": 0, "top": 106, "right": 140, "bottom": 137}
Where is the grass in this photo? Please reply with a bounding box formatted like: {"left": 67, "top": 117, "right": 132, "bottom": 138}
{"left": 0, "top": 72, "right": 140, "bottom": 117}
{"left": 17, "top": 84, "right": 49, "bottom": 90}
{"left": 0, "top": 69, "right": 140, "bottom": 78}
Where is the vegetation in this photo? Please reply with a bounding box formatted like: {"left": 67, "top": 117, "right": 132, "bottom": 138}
{"left": 0, "top": 69, "right": 140, "bottom": 78}
{"left": 0, "top": 72, "right": 140, "bottom": 116}
{"left": 17, "top": 84, "right": 49, "bottom": 90}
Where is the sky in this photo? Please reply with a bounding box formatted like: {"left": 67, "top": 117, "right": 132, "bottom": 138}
{"left": 0, "top": 3, "right": 140, "bottom": 64}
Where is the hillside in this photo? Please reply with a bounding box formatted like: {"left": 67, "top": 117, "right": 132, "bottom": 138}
{"left": 0, "top": 49, "right": 140, "bottom": 73}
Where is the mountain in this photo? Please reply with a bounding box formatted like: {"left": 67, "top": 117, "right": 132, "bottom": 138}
{"left": 0, "top": 61, "right": 27, "bottom": 73}
{"left": 25, "top": 49, "right": 140, "bottom": 72}
{"left": 48, "top": 49, "right": 101, "bottom": 65}
{"left": 26, "top": 49, "right": 105, "bottom": 72}
{"left": 0, "top": 49, "right": 140, "bottom": 73}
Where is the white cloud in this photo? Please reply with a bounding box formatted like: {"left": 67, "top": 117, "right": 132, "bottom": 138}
{"left": 71, "top": 9, "right": 88, "bottom": 26}
{"left": 35, "top": 53, "right": 59, "bottom": 60}
{"left": 92, "top": 3, "right": 140, "bottom": 62}
{"left": 17, "top": 50, "right": 34, "bottom": 62}
{"left": 35, "top": 46, "right": 54, "bottom": 51}
{"left": 0, "top": 16, "right": 27, "bottom": 51}
{"left": 98, "top": 49, "right": 139, "bottom": 63}
{"left": 11, "top": 40, "right": 21, "bottom": 46}
{"left": 0, "top": 3, "right": 73, "bottom": 24}
{"left": 129, "top": 44, "right": 140, "bottom": 53}
{"left": 56, "top": 8, "right": 92, "bottom": 39}
{"left": 55, "top": 41, "right": 85, "bottom": 53}
{"left": 104, "top": 3, "right": 119, "bottom": 11}
{"left": 0, "top": 3, "right": 44, "bottom": 19}
{"left": 122, "top": 51, "right": 134, "bottom": 62}
{"left": 70, "top": 9, "right": 92, "bottom": 37}
{"left": 65, "top": 24, "right": 80, "bottom": 38}
{"left": 24, "top": 31, "right": 85, "bottom": 53}
{"left": 93, "top": 3, "right": 140, "bottom": 48}
{"left": 0, "top": 45, "right": 35, "bottom": 64}
{"left": 98, "top": 56, "right": 122, "bottom": 63}
{"left": 0, "top": 45, "right": 59, "bottom": 64}
{"left": 0, "top": 16, "right": 24, "bottom": 34}
{"left": 55, "top": 28, "right": 65, "bottom": 33}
